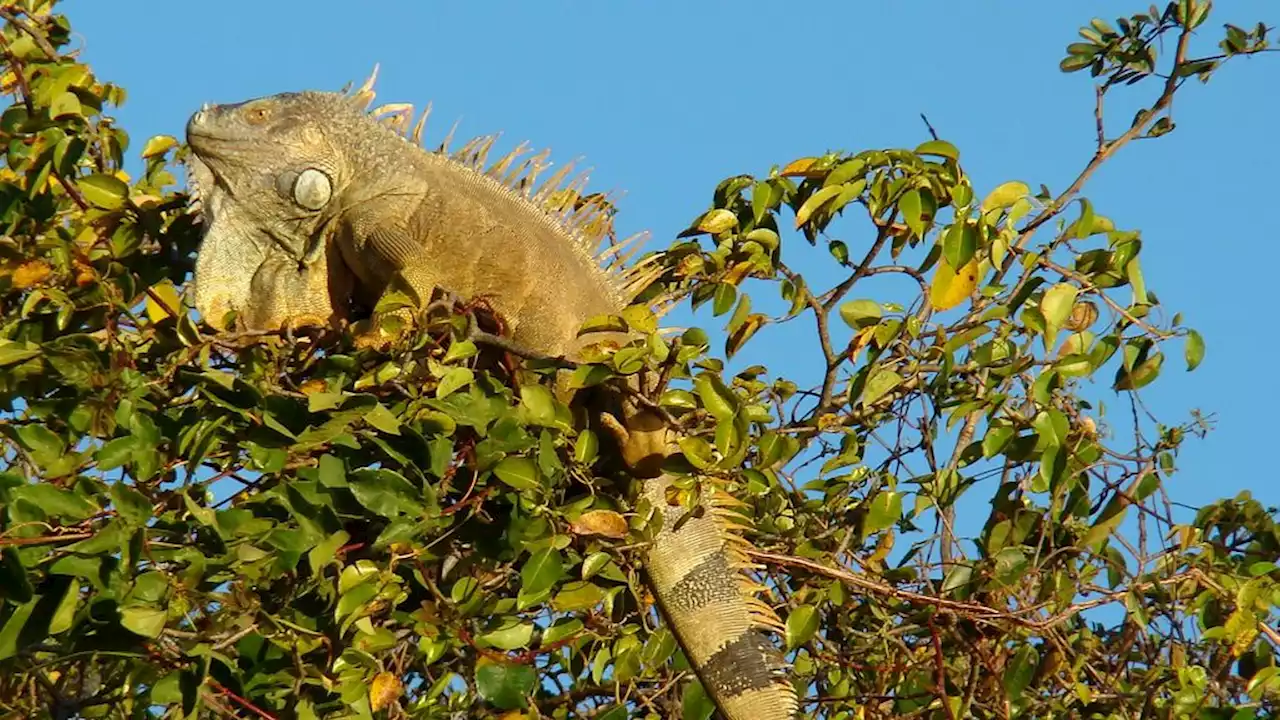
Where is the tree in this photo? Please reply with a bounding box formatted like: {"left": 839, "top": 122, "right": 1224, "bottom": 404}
{"left": 0, "top": 1, "right": 1276, "bottom": 718}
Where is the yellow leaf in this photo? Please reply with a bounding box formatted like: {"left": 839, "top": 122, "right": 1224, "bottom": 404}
{"left": 11, "top": 260, "right": 52, "bottom": 289}
{"left": 696, "top": 208, "right": 738, "bottom": 235}
{"left": 849, "top": 326, "right": 876, "bottom": 362}
{"left": 980, "top": 181, "right": 1030, "bottom": 214}
{"left": 571, "top": 509, "right": 628, "bottom": 539}
{"left": 72, "top": 260, "right": 95, "bottom": 287}
{"left": 794, "top": 185, "right": 843, "bottom": 228}
{"left": 929, "top": 256, "right": 980, "bottom": 311}
{"left": 141, "top": 135, "right": 178, "bottom": 159}
{"left": 131, "top": 194, "right": 163, "bottom": 209}
{"left": 145, "top": 280, "right": 181, "bottom": 322}
{"left": 369, "top": 671, "right": 402, "bottom": 712}
{"left": 780, "top": 156, "right": 820, "bottom": 177}
{"left": 723, "top": 260, "right": 754, "bottom": 285}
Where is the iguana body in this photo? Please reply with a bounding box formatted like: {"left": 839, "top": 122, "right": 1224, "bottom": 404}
{"left": 185, "top": 77, "right": 798, "bottom": 720}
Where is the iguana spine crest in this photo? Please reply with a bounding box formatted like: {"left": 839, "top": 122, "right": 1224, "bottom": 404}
{"left": 347, "top": 65, "right": 659, "bottom": 309}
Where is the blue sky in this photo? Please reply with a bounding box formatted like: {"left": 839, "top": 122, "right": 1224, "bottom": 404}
{"left": 65, "top": 0, "right": 1279, "bottom": 524}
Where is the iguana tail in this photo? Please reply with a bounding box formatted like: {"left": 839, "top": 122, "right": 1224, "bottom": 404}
{"left": 641, "top": 476, "right": 798, "bottom": 719}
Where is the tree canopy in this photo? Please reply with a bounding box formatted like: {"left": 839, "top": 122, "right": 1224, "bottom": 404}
{"left": 0, "top": 1, "right": 1278, "bottom": 718}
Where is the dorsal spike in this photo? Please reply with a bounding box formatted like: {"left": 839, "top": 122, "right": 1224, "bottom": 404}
{"left": 603, "top": 230, "right": 649, "bottom": 268}
{"left": 411, "top": 101, "right": 432, "bottom": 146}
{"left": 439, "top": 117, "right": 463, "bottom": 154}
{"left": 350, "top": 64, "right": 381, "bottom": 109}
{"left": 516, "top": 149, "right": 553, "bottom": 194}
{"left": 499, "top": 149, "right": 540, "bottom": 190}
{"left": 471, "top": 134, "right": 499, "bottom": 169}
{"left": 346, "top": 74, "right": 643, "bottom": 309}
{"left": 488, "top": 141, "right": 529, "bottom": 180}
{"left": 532, "top": 162, "right": 577, "bottom": 204}
{"left": 371, "top": 103, "right": 415, "bottom": 134}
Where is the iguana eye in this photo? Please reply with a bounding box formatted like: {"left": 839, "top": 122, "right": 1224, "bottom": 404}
{"left": 291, "top": 168, "right": 332, "bottom": 210}
{"left": 244, "top": 105, "right": 270, "bottom": 124}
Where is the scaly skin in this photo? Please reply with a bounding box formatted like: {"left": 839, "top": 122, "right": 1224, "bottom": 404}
{"left": 185, "top": 82, "right": 798, "bottom": 720}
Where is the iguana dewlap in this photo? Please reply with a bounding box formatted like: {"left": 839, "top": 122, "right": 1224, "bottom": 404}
{"left": 185, "top": 79, "right": 798, "bottom": 720}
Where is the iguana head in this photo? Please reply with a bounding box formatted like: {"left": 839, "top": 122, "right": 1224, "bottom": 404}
{"left": 185, "top": 91, "right": 372, "bottom": 330}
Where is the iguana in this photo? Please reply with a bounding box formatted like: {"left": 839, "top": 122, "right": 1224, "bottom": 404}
{"left": 184, "top": 72, "right": 799, "bottom": 720}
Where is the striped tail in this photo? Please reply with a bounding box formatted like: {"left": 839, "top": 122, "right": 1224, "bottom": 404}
{"left": 640, "top": 475, "right": 798, "bottom": 720}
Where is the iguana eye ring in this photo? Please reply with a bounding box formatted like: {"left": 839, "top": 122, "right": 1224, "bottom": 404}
{"left": 244, "top": 106, "right": 269, "bottom": 124}
{"left": 291, "top": 168, "right": 332, "bottom": 211}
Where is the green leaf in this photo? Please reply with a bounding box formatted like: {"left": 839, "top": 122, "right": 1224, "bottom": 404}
{"left": 1060, "top": 53, "right": 1095, "bottom": 72}
{"left": 363, "top": 403, "right": 402, "bottom": 435}
{"left": 1040, "top": 282, "right": 1079, "bottom": 348}
{"left": 0, "top": 598, "right": 37, "bottom": 660}
{"left": 109, "top": 483, "right": 153, "bottom": 525}
{"left": 348, "top": 469, "right": 423, "bottom": 517}
{"left": 308, "top": 530, "right": 350, "bottom": 573}
{"left": 493, "top": 456, "right": 540, "bottom": 492}
{"left": 567, "top": 363, "right": 613, "bottom": 389}
{"left": 864, "top": 491, "right": 902, "bottom": 537}
{"left": 78, "top": 173, "right": 129, "bottom": 210}
{"left": 794, "top": 184, "right": 843, "bottom": 228}
{"left": 982, "top": 426, "right": 1015, "bottom": 459}
{"left": 120, "top": 605, "right": 167, "bottom": 638}
{"left": 993, "top": 547, "right": 1028, "bottom": 587}
{"left": 520, "top": 548, "right": 565, "bottom": 596}
{"left": 317, "top": 454, "right": 347, "bottom": 487}
{"left": 435, "top": 367, "right": 474, "bottom": 398}
{"left": 681, "top": 679, "right": 716, "bottom": 720}
{"left": 838, "top": 299, "right": 881, "bottom": 329}
{"left": 1114, "top": 351, "right": 1164, "bottom": 391}
{"left": 478, "top": 618, "right": 536, "bottom": 650}
{"left": 785, "top": 603, "right": 819, "bottom": 650}
{"left": 573, "top": 429, "right": 599, "bottom": 465}
{"left": 11, "top": 484, "right": 98, "bottom": 521}
{"left": 694, "top": 373, "right": 738, "bottom": 422}
{"left": 0, "top": 548, "right": 33, "bottom": 604}
{"left": 916, "top": 139, "right": 960, "bottom": 162}
{"left": 860, "top": 368, "right": 902, "bottom": 407}
{"left": 95, "top": 436, "right": 138, "bottom": 471}
{"left": 712, "top": 282, "right": 737, "bottom": 317}
{"left": 519, "top": 384, "right": 557, "bottom": 425}
{"left": 475, "top": 661, "right": 536, "bottom": 709}
{"left": 942, "top": 221, "right": 978, "bottom": 270}
{"left": 16, "top": 424, "right": 66, "bottom": 467}
{"left": 941, "top": 565, "right": 973, "bottom": 594}
{"left": 1003, "top": 644, "right": 1039, "bottom": 699}
{"left": 0, "top": 340, "right": 40, "bottom": 367}
{"left": 1185, "top": 329, "right": 1205, "bottom": 371}
{"left": 900, "top": 189, "right": 925, "bottom": 237}
{"left": 980, "top": 181, "right": 1030, "bottom": 214}
{"left": 49, "top": 91, "right": 81, "bottom": 119}
{"left": 551, "top": 581, "right": 605, "bottom": 612}
{"left": 543, "top": 618, "right": 584, "bottom": 645}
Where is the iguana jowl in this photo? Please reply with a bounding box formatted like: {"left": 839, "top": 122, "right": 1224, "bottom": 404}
{"left": 185, "top": 75, "right": 799, "bottom": 720}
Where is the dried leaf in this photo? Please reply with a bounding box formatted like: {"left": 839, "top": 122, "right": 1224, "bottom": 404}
{"left": 369, "top": 671, "right": 402, "bottom": 711}
{"left": 571, "top": 510, "right": 628, "bottom": 539}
